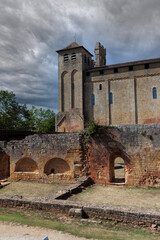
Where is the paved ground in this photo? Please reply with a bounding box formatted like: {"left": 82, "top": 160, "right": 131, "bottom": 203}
{"left": 0, "top": 222, "right": 88, "bottom": 240}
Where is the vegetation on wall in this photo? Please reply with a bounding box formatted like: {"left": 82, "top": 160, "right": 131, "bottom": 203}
{"left": 86, "top": 121, "right": 117, "bottom": 137}
{"left": 0, "top": 90, "right": 55, "bottom": 132}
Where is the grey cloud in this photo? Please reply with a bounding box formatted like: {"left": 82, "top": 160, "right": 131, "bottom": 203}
{"left": 1, "top": 0, "right": 160, "bottom": 112}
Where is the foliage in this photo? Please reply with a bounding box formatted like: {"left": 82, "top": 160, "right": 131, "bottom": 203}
{"left": 0, "top": 90, "right": 30, "bottom": 130}
{"left": 86, "top": 121, "right": 99, "bottom": 136}
{"left": 86, "top": 121, "right": 118, "bottom": 137}
{"left": 147, "top": 134, "right": 153, "bottom": 140}
{"left": 0, "top": 90, "right": 55, "bottom": 132}
{"left": 28, "top": 106, "right": 55, "bottom": 132}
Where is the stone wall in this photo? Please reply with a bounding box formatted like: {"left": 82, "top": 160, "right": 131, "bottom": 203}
{"left": 0, "top": 133, "right": 87, "bottom": 183}
{"left": 0, "top": 197, "right": 159, "bottom": 227}
{"left": 0, "top": 125, "right": 160, "bottom": 187}
{"left": 88, "top": 124, "right": 160, "bottom": 187}
{"left": 84, "top": 63, "right": 160, "bottom": 127}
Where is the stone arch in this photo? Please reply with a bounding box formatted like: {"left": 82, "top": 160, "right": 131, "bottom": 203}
{"left": 15, "top": 157, "right": 38, "bottom": 172}
{"left": 71, "top": 69, "right": 80, "bottom": 109}
{"left": 0, "top": 151, "right": 10, "bottom": 179}
{"left": 44, "top": 158, "right": 70, "bottom": 175}
{"left": 61, "top": 71, "right": 69, "bottom": 112}
{"left": 109, "top": 152, "right": 127, "bottom": 184}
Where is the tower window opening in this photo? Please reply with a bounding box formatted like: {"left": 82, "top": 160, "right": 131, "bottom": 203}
{"left": 99, "top": 84, "right": 102, "bottom": 90}
{"left": 84, "top": 54, "right": 87, "bottom": 63}
{"left": 86, "top": 72, "right": 90, "bottom": 76}
{"left": 91, "top": 94, "right": 95, "bottom": 106}
{"left": 100, "top": 70, "right": 104, "bottom": 75}
{"left": 129, "top": 66, "right": 133, "bottom": 71}
{"left": 153, "top": 87, "right": 157, "bottom": 99}
{"left": 88, "top": 57, "right": 90, "bottom": 66}
{"left": 114, "top": 68, "right": 118, "bottom": 73}
{"left": 71, "top": 53, "right": 76, "bottom": 61}
{"left": 145, "top": 63, "right": 149, "bottom": 69}
{"left": 109, "top": 92, "right": 113, "bottom": 104}
{"left": 64, "top": 54, "right": 68, "bottom": 63}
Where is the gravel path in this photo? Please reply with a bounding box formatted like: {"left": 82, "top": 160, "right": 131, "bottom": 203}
{"left": 0, "top": 222, "right": 88, "bottom": 240}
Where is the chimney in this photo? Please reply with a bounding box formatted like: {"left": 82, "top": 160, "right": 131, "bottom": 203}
{"left": 94, "top": 42, "right": 106, "bottom": 67}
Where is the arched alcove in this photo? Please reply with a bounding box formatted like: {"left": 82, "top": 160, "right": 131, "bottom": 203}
{"left": 71, "top": 69, "right": 78, "bottom": 109}
{"left": 109, "top": 153, "right": 126, "bottom": 183}
{"left": 44, "top": 158, "right": 70, "bottom": 175}
{"left": 0, "top": 151, "right": 10, "bottom": 179}
{"left": 15, "top": 157, "right": 38, "bottom": 172}
{"left": 61, "top": 71, "right": 69, "bottom": 112}
{"left": 71, "top": 69, "right": 81, "bottom": 108}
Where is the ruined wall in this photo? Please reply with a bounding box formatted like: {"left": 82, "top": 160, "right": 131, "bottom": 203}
{"left": 0, "top": 149, "right": 10, "bottom": 179}
{"left": 88, "top": 124, "right": 160, "bottom": 187}
{"left": 0, "top": 125, "right": 160, "bottom": 187}
{"left": 0, "top": 133, "right": 87, "bottom": 183}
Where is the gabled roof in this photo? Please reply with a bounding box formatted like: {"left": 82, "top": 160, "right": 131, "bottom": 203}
{"left": 56, "top": 42, "right": 93, "bottom": 56}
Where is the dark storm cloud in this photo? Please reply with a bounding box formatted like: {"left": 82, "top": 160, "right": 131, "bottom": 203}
{"left": 1, "top": 0, "right": 160, "bottom": 111}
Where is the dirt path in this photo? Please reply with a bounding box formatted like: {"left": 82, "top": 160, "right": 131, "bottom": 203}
{"left": 0, "top": 222, "right": 88, "bottom": 240}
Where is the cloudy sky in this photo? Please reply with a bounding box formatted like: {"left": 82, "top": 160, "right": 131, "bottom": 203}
{"left": 1, "top": 0, "right": 160, "bottom": 113}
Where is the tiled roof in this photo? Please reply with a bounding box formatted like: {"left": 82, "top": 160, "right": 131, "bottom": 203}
{"left": 87, "top": 58, "right": 160, "bottom": 72}
{"left": 61, "top": 42, "right": 80, "bottom": 50}
{"left": 56, "top": 42, "right": 93, "bottom": 56}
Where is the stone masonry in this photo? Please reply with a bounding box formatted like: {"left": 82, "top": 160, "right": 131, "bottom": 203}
{"left": 56, "top": 41, "right": 160, "bottom": 132}
{"left": 0, "top": 125, "right": 160, "bottom": 187}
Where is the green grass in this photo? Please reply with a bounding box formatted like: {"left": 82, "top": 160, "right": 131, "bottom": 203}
{"left": 0, "top": 208, "right": 159, "bottom": 240}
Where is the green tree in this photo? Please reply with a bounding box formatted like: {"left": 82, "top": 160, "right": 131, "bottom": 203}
{"left": 28, "top": 106, "right": 55, "bottom": 132}
{"left": 0, "top": 90, "right": 30, "bottom": 130}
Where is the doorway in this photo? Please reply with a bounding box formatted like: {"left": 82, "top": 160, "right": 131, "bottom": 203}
{"left": 110, "top": 155, "right": 125, "bottom": 184}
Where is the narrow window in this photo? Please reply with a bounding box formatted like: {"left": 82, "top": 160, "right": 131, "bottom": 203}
{"left": 129, "top": 66, "right": 133, "bottom": 71}
{"left": 91, "top": 94, "right": 95, "bottom": 106}
{"left": 84, "top": 54, "right": 87, "bottom": 63}
{"left": 100, "top": 70, "right": 104, "bottom": 75}
{"left": 99, "top": 84, "right": 102, "bottom": 90}
{"left": 86, "top": 72, "right": 90, "bottom": 76}
{"left": 109, "top": 92, "right": 113, "bottom": 104}
{"left": 88, "top": 57, "right": 90, "bottom": 66}
{"left": 64, "top": 54, "right": 68, "bottom": 63}
{"left": 71, "top": 53, "right": 76, "bottom": 61}
{"left": 153, "top": 87, "right": 157, "bottom": 99}
{"left": 145, "top": 63, "right": 149, "bottom": 69}
{"left": 114, "top": 68, "right": 118, "bottom": 73}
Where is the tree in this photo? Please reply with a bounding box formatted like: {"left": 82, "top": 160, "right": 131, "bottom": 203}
{"left": 0, "top": 90, "right": 30, "bottom": 130}
{"left": 28, "top": 106, "right": 55, "bottom": 132}
{"left": 0, "top": 91, "right": 55, "bottom": 132}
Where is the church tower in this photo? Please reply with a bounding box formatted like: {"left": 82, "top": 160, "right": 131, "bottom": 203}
{"left": 56, "top": 42, "right": 93, "bottom": 132}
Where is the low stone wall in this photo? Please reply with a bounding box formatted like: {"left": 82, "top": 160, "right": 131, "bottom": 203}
{"left": 0, "top": 197, "right": 159, "bottom": 227}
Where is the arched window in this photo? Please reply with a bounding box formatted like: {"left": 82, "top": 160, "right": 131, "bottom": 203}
{"left": 84, "top": 54, "right": 86, "bottom": 63}
{"left": 64, "top": 54, "right": 68, "bottom": 63}
{"left": 91, "top": 94, "right": 95, "bottom": 106}
{"left": 153, "top": 87, "right": 157, "bottom": 99}
{"left": 109, "top": 92, "right": 113, "bottom": 104}
{"left": 71, "top": 53, "right": 76, "bottom": 61}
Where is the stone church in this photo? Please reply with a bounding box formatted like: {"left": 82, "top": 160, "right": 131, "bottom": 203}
{"left": 56, "top": 42, "right": 160, "bottom": 132}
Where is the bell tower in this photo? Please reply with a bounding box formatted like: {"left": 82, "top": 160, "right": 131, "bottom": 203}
{"left": 55, "top": 42, "right": 93, "bottom": 132}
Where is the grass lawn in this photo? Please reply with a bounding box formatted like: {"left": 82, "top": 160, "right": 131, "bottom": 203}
{"left": 0, "top": 181, "right": 67, "bottom": 199}
{"left": 0, "top": 207, "right": 159, "bottom": 240}
{"left": 69, "top": 185, "right": 160, "bottom": 209}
